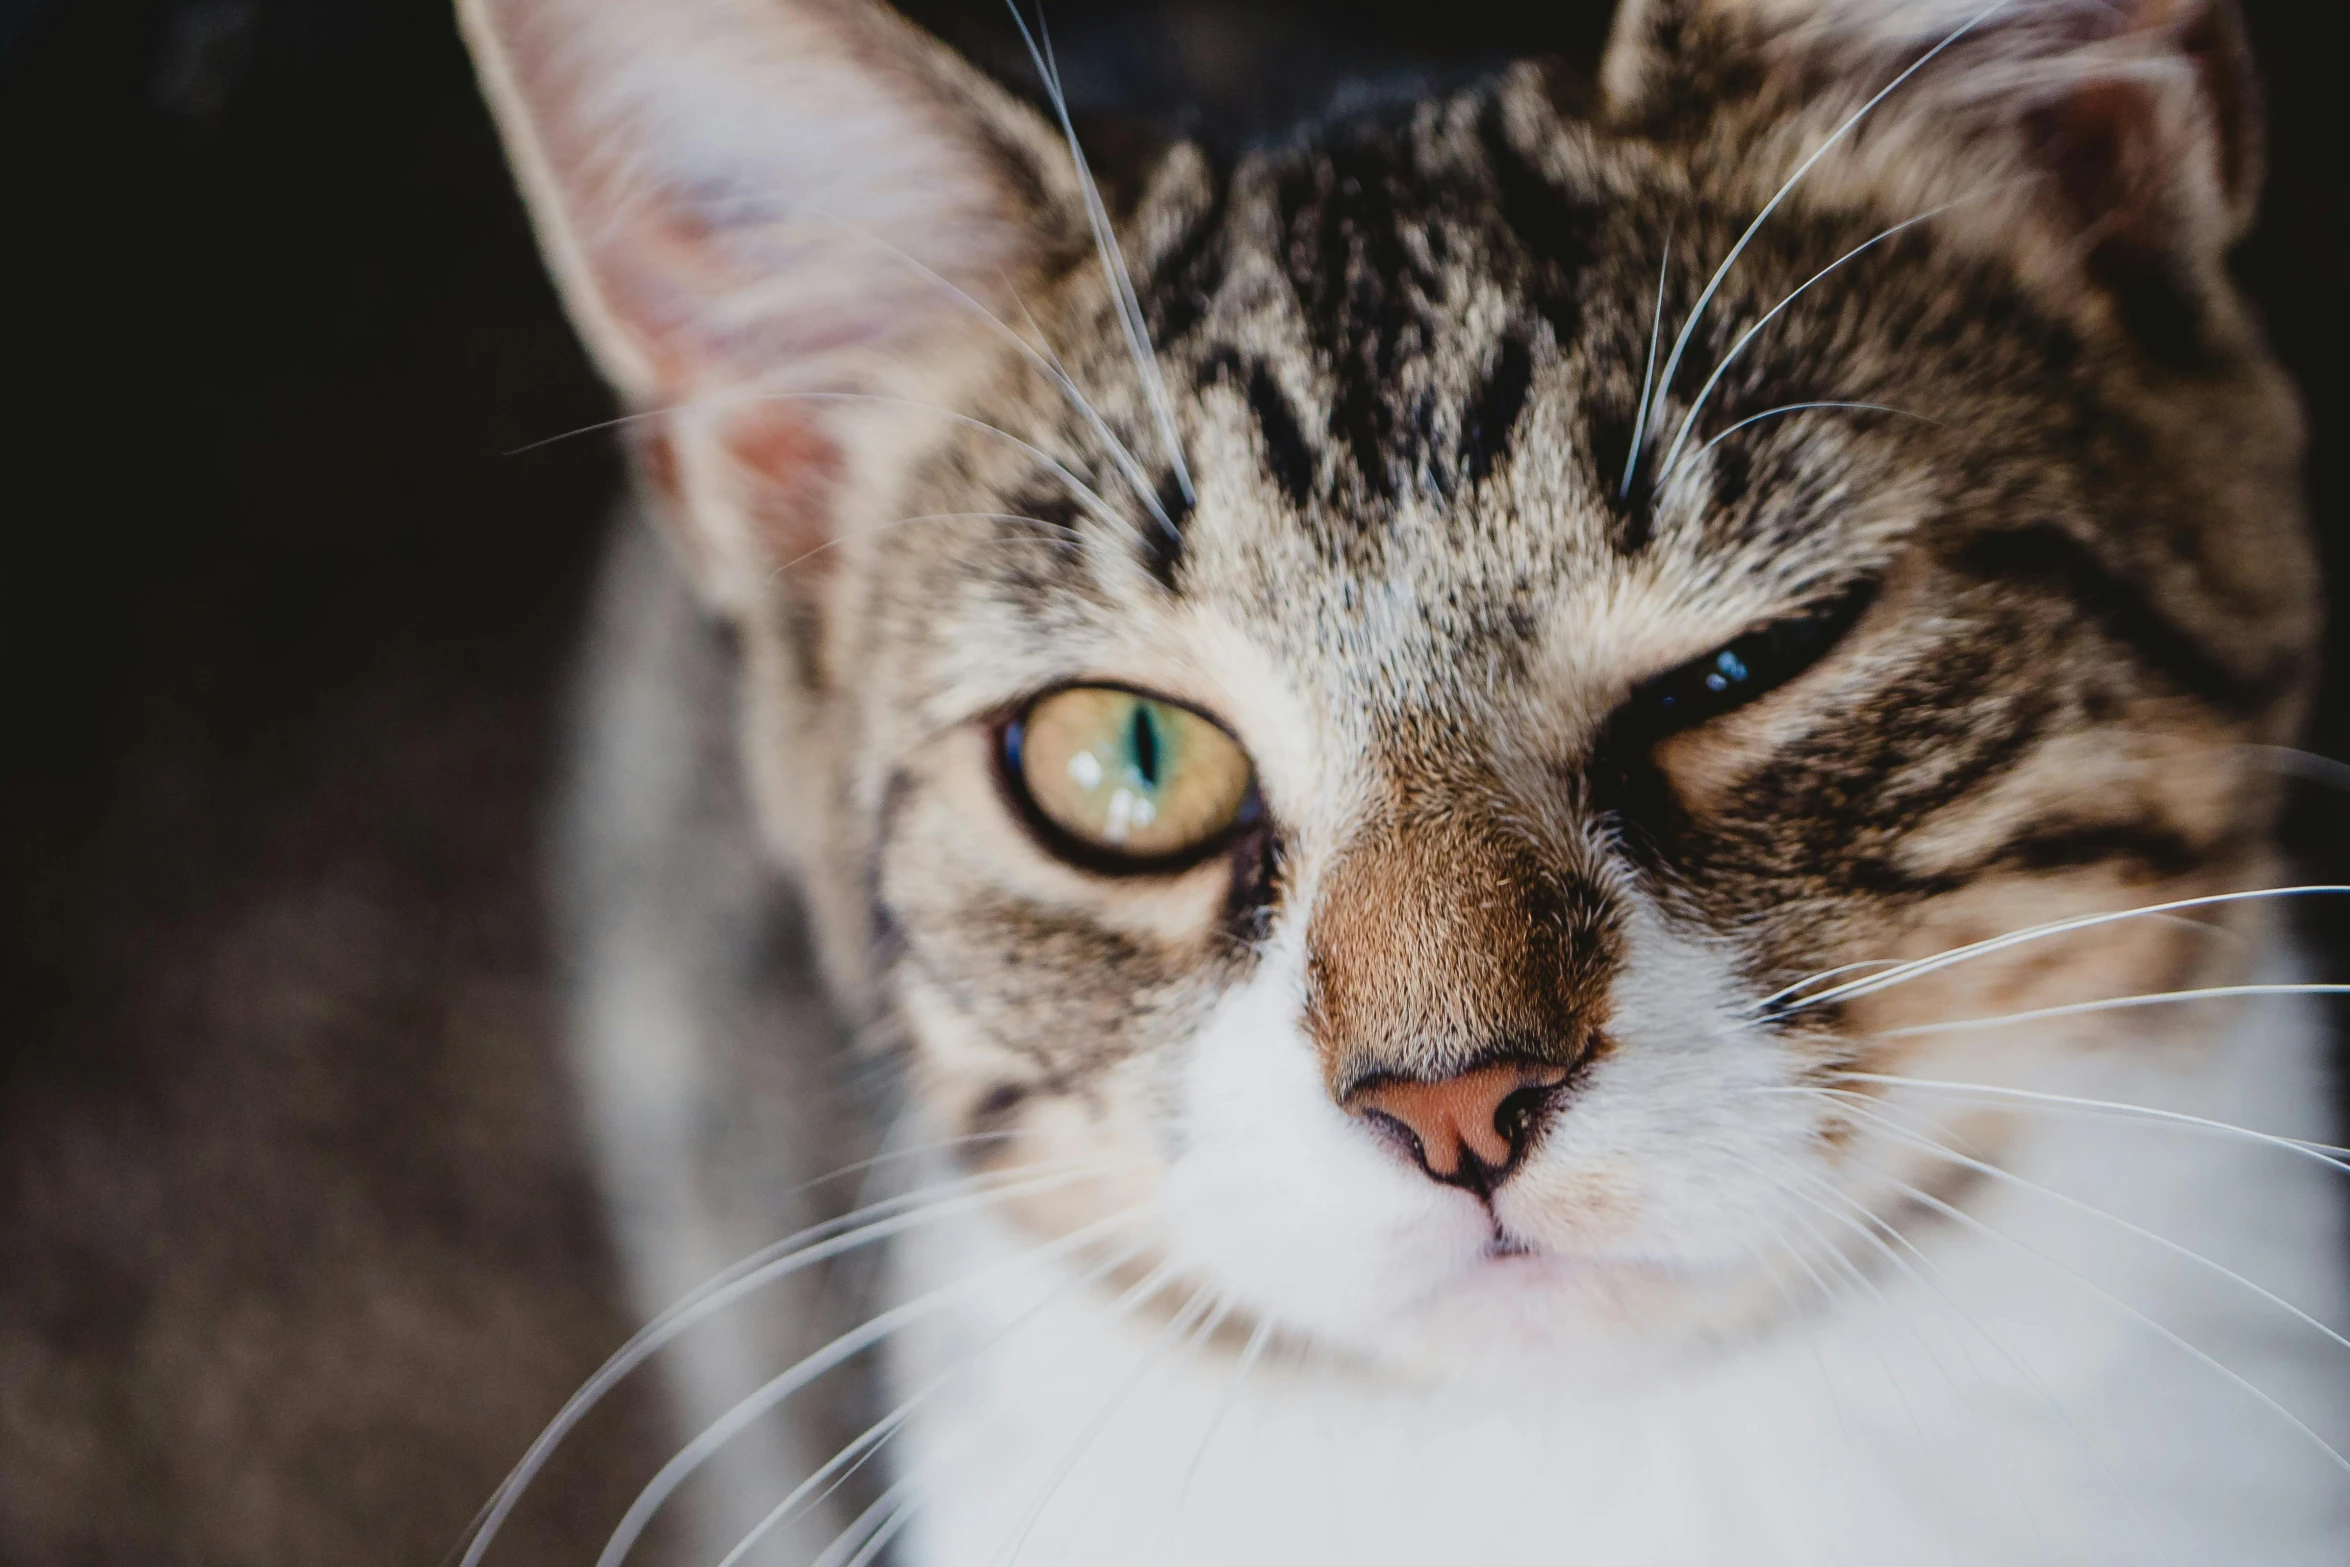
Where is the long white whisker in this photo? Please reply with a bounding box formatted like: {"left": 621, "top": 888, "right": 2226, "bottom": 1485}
{"left": 593, "top": 1202, "right": 1154, "bottom": 1567}
{"left": 1873, "top": 983, "right": 2350, "bottom": 1040}
{"left": 506, "top": 389, "right": 1143, "bottom": 547}
{"left": 712, "top": 1230, "right": 1161, "bottom": 1567}
{"left": 1620, "top": 233, "right": 1673, "bottom": 497}
{"left": 1765, "top": 885, "right": 2350, "bottom": 1016}
{"left": 812, "top": 1466, "right": 923, "bottom": 1567}
{"left": 1158, "top": 1314, "right": 1274, "bottom": 1567}
{"left": 1762, "top": 1160, "right": 2050, "bottom": 1555}
{"left": 1005, "top": 4, "right": 1195, "bottom": 514}
{"left": 1771, "top": 1156, "right": 2169, "bottom": 1563}
{"left": 992, "top": 1280, "right": 1229, "bottom": 1567}
{"left": 1762, "top": 913, "right": 2250, "bottom": 1022}
{"left": 1757, "top": 959, "right": 1911, "bottom": 1013}
{"left": 2240, "top": 743, "right": 2350, "bottom": 795}
{"left": 1827, "top": 1143, "right": 2350, "bottom": 1479}
{"left": 1824, "top": 1072, "right": 2350, "bottom": 1169}
{"left": 1640, "top": 3, "right": 2010, "bottom": 496}
{"left": 841, "top": 1500, "right": 919, "bottom": 1567}
{"left": 1767, "top": 1194, "right": 1956, "bottom": 1542}
{"left": 806, "top": 208, "right": 1178, "bottom": 536}
{"left": 458, "top": 1156, "right": 1117, "bottom": 1567}
{"left": 1691, "top": 401, "right": 1934, "bottom": 465}
{"left": 769, "top": 511, "right": 1083, "bottom": 581}
{"left": 1656, "top": 191, "right": 1998, "bottom": 486}
{"left": 1811, "top": 1089, "right": 2350, "bottom": 1365}
{"left": 1734, "top": 1226, "right": 1864, "bottom": 1561}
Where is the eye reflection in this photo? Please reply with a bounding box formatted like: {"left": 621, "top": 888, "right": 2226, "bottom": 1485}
{"left": 1633, "top": 584, "right": 1876, "bottom": 735}
{"left": 1007, "top": 687, "right": 1257, "bottom": 867}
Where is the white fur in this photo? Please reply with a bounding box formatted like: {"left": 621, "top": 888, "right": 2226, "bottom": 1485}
{"left": 887, "top": 926, "right": 2350, "bottom": 1565}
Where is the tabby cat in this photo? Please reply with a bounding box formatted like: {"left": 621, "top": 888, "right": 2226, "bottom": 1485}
{"left": 456, "top": 0, "right": 2350, "bottom": 1560}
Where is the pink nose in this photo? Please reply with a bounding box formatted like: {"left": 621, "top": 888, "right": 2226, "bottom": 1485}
{"left": 1346, "top": 1060, "right": 1570, "bottom": 1186}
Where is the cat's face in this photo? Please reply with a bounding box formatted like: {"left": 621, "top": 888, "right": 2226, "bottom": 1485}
{"left": 466, "top": 0, "right": 2313, "bottom": 1378}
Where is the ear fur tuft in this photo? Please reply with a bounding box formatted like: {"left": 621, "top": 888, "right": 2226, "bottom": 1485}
{"left": 1603, "top": 0, "right": 2266, "bottom": 320}
{"left": 458, "top": 0, "right": 1084, "bottom": 609}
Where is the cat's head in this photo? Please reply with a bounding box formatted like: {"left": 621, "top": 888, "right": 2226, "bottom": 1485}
{"left": 464, "top": 0, "right": 2314, "bottom": 1377}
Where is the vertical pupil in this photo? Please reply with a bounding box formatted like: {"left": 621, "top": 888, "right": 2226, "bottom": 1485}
{"left": 1129, "top": 703, "right": 1160, "bottom": 789}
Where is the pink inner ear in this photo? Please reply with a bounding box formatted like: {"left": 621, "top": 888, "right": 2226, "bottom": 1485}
{"left": 2031, "top": 77, "right": 2164, "bottom": 249}
{"left": 2024, "top": 0, "right": 2258, "bottom": 240}
{"left": 723, "top": 406, "right": 846, "bottom": 574}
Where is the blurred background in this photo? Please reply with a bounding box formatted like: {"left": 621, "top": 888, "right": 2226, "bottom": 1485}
{"left": 0, "top": 1, "right": 2342, "bottom": 1561}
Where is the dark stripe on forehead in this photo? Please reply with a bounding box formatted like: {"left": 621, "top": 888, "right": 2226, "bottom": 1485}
{"left": 1474, "top": 98, "right": 1603, "bottom": 348}
{"left": 1198, "top": 348, "right": 1318, "bottom": 511}
{"left": 1146, "top": 149, "right": 1233, "bottom": 347}
{"left": 1243, "top": 359, "right": 1318, "bottom": 508}
{"left": 1950, "top": 525, "right": 2272, "bottom": 715}
{"left": 1145, "top": 467, "right": 1191, "bottom": 588}
{"left": 1275, "top": 127, "right": 1429, "bottom": 504}
{"left": 1460, "top": 333, "right": 1535, "bottom": 488}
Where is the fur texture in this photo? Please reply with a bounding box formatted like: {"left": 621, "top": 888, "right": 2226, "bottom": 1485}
{"left": 465, "top": 0, "right": 2350, "bottom": 1560}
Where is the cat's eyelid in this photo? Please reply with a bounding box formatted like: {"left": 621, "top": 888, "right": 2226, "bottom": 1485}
{"left": 998, "top": 678, "right": 1247, "bottom": 743}
{"left": 1635, "top": 576, "right": 1881, "bottom": 692}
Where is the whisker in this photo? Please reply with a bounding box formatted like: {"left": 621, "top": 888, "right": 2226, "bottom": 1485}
{"left": 1158, "top": 1314, "right": 1273, "bottom": 1567}
{"left": 504, "top": 389, "right": 1143, "bottom": 548}
{"left": 1762, "top": 1160, "right": 2050, "bottom": 1555}
{"left": 840, "top": 1499, "right": 919, "bottom": 1567}
{"left": 2239, "top": 743, "right": 2350, "bottom": 798}
{"left": 593, "top": 1202, "right": 1156, "bottom": 1567}
{"left": 1769, "top": 1155, "right": 2168, "bottom": 1563}
{"left": 1657, "top": 189, "right": 2004, "bottom": 485}
{"left": 801, "top": 209, "right": 1179, "bottom": 537}
{"left": 769, "top": 511, "right": 1083, "bottom": 582}
{"left": 1766, "top": 1193, "right": 1959, "bottom": 1554}
{"left": 1872, "top": 983, "right": 2350, "bottom": 1040}
{"left": 1735, "top": 1227, "right": 1864, "bottom": 1560}
{"left": 458, "top": 1155, "right": 1120, "bottom": 1567}
{"left": 1689, "top": 401, "right": 1935, "bottom": 467}
{"left": 1806, "top": 1088, "right": 2350, "bottom": 1364}
{"left": 812, "top": 1467, "right": 923, "bottom": 1567}
{"left": 991, "top": 1280, "right": 1230, "bottom": 1567}
{"left": 1766, "top": 913, "right": 2247, "bottom": 1019}
{"left": 1828, "top": 1146, "right": 2350, "bottom": 1479}
{"left": 712, "top": 1230, "right": 1161, "bottom": 1567}
{"left": 1824, "top": 1072, "right": 2350, "bottom": 1169}
{"left": 1756, "top": 959, "right": 1911, "bottom": 1013}
{"left": 1620, "top": 233, "right": 1673, "bottom": 498}
{"left": 1638, "top": 3, "right": 2010, "bottom": 495}
{"left": 1764, "top": 885, "right": 2350, "bottom": 1017}
{"left": 1005, "top": 4, "right": 1195, "bottom": 514}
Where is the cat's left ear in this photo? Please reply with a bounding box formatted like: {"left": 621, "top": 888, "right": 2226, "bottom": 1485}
{"left": 1603, "top": 1, "right": 2265, "bottom": 322}
{"left": 458, "top": 0, "right": 1089, "bottom": 614}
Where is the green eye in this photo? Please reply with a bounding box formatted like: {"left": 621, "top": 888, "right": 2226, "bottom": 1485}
{"left": 1006, "top": 687, "right": 1258, "bottom": 866}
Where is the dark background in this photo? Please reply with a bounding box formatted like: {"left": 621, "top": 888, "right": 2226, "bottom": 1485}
{"left": 0, "top": 2, "right": 2342, "bottom": 1562}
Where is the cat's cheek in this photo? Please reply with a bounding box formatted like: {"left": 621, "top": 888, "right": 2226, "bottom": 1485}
{"left": 1490, "top": 908, "right": 1831, "bottom": 1266}
{"left": 1160, "top": 933, "right": 1488, "bottom": 1343}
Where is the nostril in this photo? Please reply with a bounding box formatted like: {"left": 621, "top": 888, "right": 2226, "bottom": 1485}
{"left": 1358, "top": 1109, "right": 1431, "bottom": 1172}
{"left": 1496, "top": 1083, "right": 1553, "bottom": 1147}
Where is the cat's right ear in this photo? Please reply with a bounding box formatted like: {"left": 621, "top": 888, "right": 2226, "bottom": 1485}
{"left": 459, "top": 0, "right": 1085, "bottom": 613}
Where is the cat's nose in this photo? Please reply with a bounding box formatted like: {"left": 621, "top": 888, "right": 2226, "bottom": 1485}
{"left": 1345, "top": 1059, "right": 1570, "bottom": 1192}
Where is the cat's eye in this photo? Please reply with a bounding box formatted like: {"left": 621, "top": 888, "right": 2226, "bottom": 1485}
{"left": 1003, "top": 687, "right": 1259, "bottom": 869}
{"left": 1630, "top": 585, "right": 1876, "bottom": 735}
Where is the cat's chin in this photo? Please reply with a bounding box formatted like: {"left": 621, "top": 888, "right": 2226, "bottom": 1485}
{"left": 1303, "top": 1245, "right": 1768, "bottom": 1393}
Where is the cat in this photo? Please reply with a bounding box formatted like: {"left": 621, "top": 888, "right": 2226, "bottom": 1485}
{"left": 455, "top": 0, "right": 2350, "bottom": 1561}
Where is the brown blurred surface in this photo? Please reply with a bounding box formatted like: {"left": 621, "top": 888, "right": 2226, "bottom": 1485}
{"left": 0, "top": 2, "right": 2341, "bottom": 1562}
